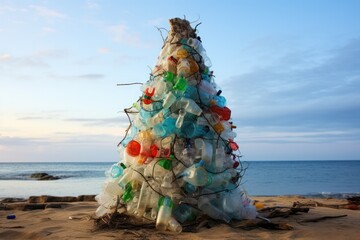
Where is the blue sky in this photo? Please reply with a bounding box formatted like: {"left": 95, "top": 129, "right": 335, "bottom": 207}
{"left": 1, "top": 0, "right": 359, "bottom": 162}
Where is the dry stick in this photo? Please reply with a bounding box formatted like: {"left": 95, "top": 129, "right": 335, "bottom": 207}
{"left": 300, "top": 214, "right": 347, "bottom": 223}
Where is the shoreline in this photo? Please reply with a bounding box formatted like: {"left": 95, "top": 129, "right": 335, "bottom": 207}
{"left": 2, "top": 192, "right": 360, "bottom": 202}
{"left": 1, "top": 195, "right": 359, "bottom": 239}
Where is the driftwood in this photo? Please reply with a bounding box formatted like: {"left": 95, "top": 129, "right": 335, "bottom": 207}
{"left": 300, "top": 214, "right": 347, "bottom": 223}
{"left": 266, "top": 207, "right": 310, "bottom": 218}
{"left": 230, "top": 219, "right": 293, "bottom": 230}
{"left": 94, "top": 211, "right": 155, "bottom": 231}
{"left": 293, "top": 200, "right": 360, "bottom": 210}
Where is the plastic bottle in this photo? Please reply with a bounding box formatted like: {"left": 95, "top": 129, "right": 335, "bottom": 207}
{"left": 194, "top": 138, "right": 213, "bottom": 165}
{"left": 198, "top": 196, "right": 231, "bottom": 223}
{"left": 176, "top": 48, "right": 188, "bottom": 59}
{"left": 173, "top": 76, "right": 188, "bottom": 91}
{"left": 156, "top": 197, "right": 174, "bottom": 231}
{"left": 177, "top": 58, "right": 190, "bottom": 76}
{"left": 221, "top": 189, "right": 257, "bottom": 220}
{"left": 152, "top": 117, "right": 177, "bottom": 137}
{"left": 161, "top": 172, "right": 173, "bottom": 188}
{"left": 188, "top": 58, "right": 199, "bottom": 75}
{"left": 174, "top": 97, "right": 202, "bottom": 116}
{"left": 162, "top": 92, "right": 177, "bottom": 109}
{"left": 147, "top": 109, "right": 170, "bottom": 128}
{"left": 126, "top": 140, "right": 141, "bottom": 157}
{"left": 204, "top": 113, "right": 224, "bottom": 134}
{"left": 181, "top": 121, "right": 209, "bottom": 138}
{"left": 103, "top": 179, "right": 125, "bottom": 196}
{"left": 109, "top": 163, "right": 126, "bottom": 178}
{"left": 173, "top": 204, "right": 196, "bottom": 223}
{"left": 138, "top": 138, "right": 152, "bottom": 164}
{"left": 166, "top": 56, "right": 178, "bottom": 74}
{"left": 118, "top": 168, "right": 133, "bottom": 189}
{"left": 95, "top": 191, "right": 117, "bottom": 214}
{"left": 147, "top": 182, "right": 160, "bottom": 220}
{"left": 163, "top": 71, "right": 175, "bottom": 84}
{"left": 167, "top": 217, "right": 182, "bottom": 233}
{"left": 181, "top": 144, "right": 195, "bottom": 166}
{"left": 181, "top": 161, "right": 208, "bottom": 186}
{"left": 187, "top": 38, "right": 212, "bottom": 67}
{"left": 121, "top": 183, "right": 134, "bottom": 203}
{"left": 135, "top": 181, "right": 151, "bottom": 217}
{"left": 175, "top": 109, "right": 186, "bottom": 128}
{"left": 206, "top": 170, "right": 233, "bottom": 189}
{"left": 209, "top": 105, "right": 231, "bottom": 121}
{"left": 184, "top": 182, "right": 197, "bottom": 193}
{"left": 211, "top": 95, "right": 226, "bottom": 108}
{"left": 211, "top": 148, "right": 225, "bottom": 172}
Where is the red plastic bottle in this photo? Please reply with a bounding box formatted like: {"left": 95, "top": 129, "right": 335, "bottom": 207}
{"left": 126, "top": 140, "right": 141, "bottom": 157}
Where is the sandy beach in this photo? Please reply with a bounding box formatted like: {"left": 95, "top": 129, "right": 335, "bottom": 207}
{"left": 1, "top": 195, "right": 359, "bottom": 240}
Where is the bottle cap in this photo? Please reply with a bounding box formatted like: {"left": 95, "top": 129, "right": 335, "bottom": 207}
{"left": 158, "top": 196, "right": 173, "bottom": 208}
{"left": 157, "top": 159, "right": 173, "bottom": 170}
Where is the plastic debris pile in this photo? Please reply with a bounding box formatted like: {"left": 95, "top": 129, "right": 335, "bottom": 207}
{"left": 96, "top": 18, "right": 257, "bottom": 233}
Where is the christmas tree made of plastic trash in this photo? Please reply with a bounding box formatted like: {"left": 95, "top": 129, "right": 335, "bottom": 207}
{"left": 96, "top": 18, "right": 257, "bottom": 232}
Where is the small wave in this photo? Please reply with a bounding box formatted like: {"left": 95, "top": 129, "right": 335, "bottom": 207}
{"left": 304, "top": 192, "right": 360, "bottom": 199}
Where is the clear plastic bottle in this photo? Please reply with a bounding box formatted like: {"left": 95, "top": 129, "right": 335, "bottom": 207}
{"left": 181, "top": 145, "right": 195, "bottom": 166}
{"left": 173, "top": 203, "right": 196, "bottom": 223}
{"left": 135, "top": 181, "right": 151, "bottom": 217}
{"left": 156, "top": 197, "right": 174, "bottom": 231}
{"left": 198, "top": 196, "right": 231, "bottom": 223}
{"left": 109, "top": 163, "right": 126, "bottom": 178}
{"left": 118, "top": 168, "right": 133, "bottom": 189}
{"left": 167, "top": 217, "right": 182, "bottom": 233}
{"left": 194, "top": 138, "right": 213, "bottom": 165}
{"left": 181, "top": 161, "right": 209, "bottom": 186}
{"left": 174, "top": 97, "right": 202, "bottom": 116}
{"left": 162, "top": 92, "right": 177, "bottom": 109}
{"left": 175, "top": 108, "right": 186, "bottom": 128}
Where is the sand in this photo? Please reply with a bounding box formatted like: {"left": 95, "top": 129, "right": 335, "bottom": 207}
{"left": 1, "top": 196, "right": 359, "bottom": 240}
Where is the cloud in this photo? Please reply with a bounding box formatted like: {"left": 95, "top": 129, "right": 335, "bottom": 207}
{"left": 65, "top": 116, "right": 129, "bottom": 127}
{"left": 76, "top": 74, "right": 105, "bottom": 80}
{"left": 107, "top": 24, "right": 144, "bottom": 47}
{"left": 0, "top": 49, "right": 67, "bottom": 68}
{"left": 29, "top": 5, "right": 67, "bottom": 19}
{"left": 0, "top": 133, "right": 119, "bottom": 147}
{"left": 224, "top": 37, "right": 360, "bottom": 132}
{"left": 84, "top": 1, "right": 100, "bottom": 9}
{"left": 0, "top": 135, "right": 49, "bottom": 146}
{"left": 220, "top": 37, "right": 360, "bottom": 147}
{"left": 0, "top": 6, "right": 28, "bottom": 13}
{"left": 0, "top": 53, "right": 12, "bottom": 62}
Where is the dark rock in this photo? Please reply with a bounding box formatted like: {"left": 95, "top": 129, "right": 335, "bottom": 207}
{"left": 0, "top": 198, "right": 26, "bottom": 203}
{"left": 2, "top": 203, "right": 47, "bottom": 211}
{"left": 23, "top": 204, "right": 47, "bottom": 211}
{"left": 45, "top": 203, "right": 62, "bottom": 209}
{"left": 77, "top": 195, "right": 96, "bottom": 202}
{"left": 30, "top": 172, "right": 60, "bottom": 180}
{"left": 28, "top": 195, "right": 78, "bottom": 203}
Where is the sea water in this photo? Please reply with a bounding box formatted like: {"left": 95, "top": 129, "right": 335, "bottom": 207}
{"left": 0, "top": 161, "right": 359, "bottom": 199}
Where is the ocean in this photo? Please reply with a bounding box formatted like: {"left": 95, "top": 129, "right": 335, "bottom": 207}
{"left": 0, "top": 161, "right": 359, "bottom": 199}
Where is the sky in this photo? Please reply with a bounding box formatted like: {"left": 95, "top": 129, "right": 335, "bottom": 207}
{"left": 1, "top": 0, "right": 360, "bottom": 162}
